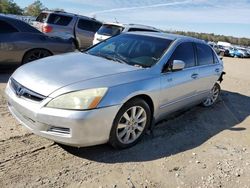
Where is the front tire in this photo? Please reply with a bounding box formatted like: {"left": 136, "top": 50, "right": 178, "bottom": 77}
{"left": 22, "top": 49, "right": 52, "bottom": 64}
{"left": 202, "top": 83, "right": 221, "bottom": 107}
{"left": 109, "top": 99, "right": 151, "bottom": 149}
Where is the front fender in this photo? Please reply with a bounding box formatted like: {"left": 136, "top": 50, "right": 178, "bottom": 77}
{"left": 98, "top": 77, "right": 161, "bottom": 113}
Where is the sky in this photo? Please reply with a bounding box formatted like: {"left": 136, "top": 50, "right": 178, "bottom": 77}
{"left": 15, "top": 0, "right": 250, "bottom": 38}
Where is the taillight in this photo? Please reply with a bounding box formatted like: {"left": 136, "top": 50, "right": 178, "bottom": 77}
{"left": 42, "top": 25, "right": 53, "bottom": 33}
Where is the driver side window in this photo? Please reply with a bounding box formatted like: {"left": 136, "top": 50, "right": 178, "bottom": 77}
{"left": 169, "top": 42, "right": 195, "bottom": 69}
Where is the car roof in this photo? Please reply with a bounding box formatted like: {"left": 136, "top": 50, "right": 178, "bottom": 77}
{"left": 126, "top": 31, "right": 205, "bottom": 43}
{"left": 103, "top": 22, "right": 159, "bottom": 31}
{"left": 40, "top": 11, "right": 102, "bottom": 23}
{"left": 0, "top": 15, "right": 41, "bottom": 33}
{"left": 0, "top": 14, "right": 21, "bottom": 22}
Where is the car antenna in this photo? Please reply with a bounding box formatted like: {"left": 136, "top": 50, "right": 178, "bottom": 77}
{"left": 114, "top": 17, "right": 119, "bottom": 23}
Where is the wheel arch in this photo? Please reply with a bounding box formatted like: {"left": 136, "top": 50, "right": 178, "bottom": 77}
{"left": 21, "top": 48, "right": 53, "bottom": 65}
{"left": 69, "top": 37, "right": 79, "bottom": 49}
{"left": 125, "top": 94, "right": 154, "bottom": 115}
{"left": 118, "top": 94, "right": 155, "bottom": 130}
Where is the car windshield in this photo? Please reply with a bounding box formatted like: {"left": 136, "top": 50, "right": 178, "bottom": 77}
{"left": 87, "top": 34, "right": 172, "bottom": 68}
{"left": 97, "top": 24, "right": 124, "bottom": 36}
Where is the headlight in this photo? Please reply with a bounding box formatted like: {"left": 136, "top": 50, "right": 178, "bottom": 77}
{"left": 46, "top": 88, "right": 108, "bottom": 110}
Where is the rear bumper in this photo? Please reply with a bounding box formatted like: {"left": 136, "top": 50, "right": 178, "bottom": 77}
{"left": 5, "top": 83, "right": 120, "bottom": 147}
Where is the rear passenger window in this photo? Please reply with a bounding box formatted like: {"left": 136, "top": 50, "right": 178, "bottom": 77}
{"left": 47, "top": 14, "right": 73, "bottom": 26}
{"left": 0, "top": 20, "right": 18, "bottom": 33}
{"left": 169, "top": 42, "right": 195, "bottom": 68}
{"left": 196, "top": 43, "right": 214, "bottom": 66}
{"left": 36, "top": 13, "right": 49, "bottom": 23}
{"left": 78, "top": 19, "right": 102, "bottom": 32}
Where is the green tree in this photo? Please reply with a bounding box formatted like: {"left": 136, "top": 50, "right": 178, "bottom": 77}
{"left": 165, "top": 30, "right": 250, "bottom": 46}
{"left": 24, "top": 0, "right": 47, "bottom": 17}
{"left": 0, "top": 0, "right": 23, "bottom": 15}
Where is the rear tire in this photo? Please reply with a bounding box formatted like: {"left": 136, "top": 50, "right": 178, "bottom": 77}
{"left": 202, "top": 83, "right": 221, "bottom": 107}
{"left": 22, "top": 49, "right": 52, "bottom": 64}
{"left": 109, "top": 99, "right": 151, "bottom": 149}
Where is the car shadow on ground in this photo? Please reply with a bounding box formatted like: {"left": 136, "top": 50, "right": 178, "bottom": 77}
{"left": 61, "top": 90, "right": 250, "bottom": 163}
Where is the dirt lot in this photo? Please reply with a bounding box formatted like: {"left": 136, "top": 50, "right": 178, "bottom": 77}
{"left": 0, "top": 57, "right": 250, "bottom": 188}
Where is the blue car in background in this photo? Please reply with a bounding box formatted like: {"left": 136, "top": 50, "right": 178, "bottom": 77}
{"left": 227, "top": 47, "right": 250, "bottom": 58}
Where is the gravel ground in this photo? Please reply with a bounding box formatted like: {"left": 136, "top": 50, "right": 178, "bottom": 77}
{"left": 0, "top": 57, "right": 250, "bottom": 188}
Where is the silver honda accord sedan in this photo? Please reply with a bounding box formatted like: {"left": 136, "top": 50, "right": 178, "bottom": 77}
{"left": 5, "top": 32, "right": 224, "bottom": 149}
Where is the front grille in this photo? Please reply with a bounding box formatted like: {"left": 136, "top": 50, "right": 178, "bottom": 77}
{"left": 10, "top": 78, "right": 46, "bottom": 102}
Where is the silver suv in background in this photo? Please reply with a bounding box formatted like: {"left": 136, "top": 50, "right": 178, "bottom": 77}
{"left": 93, "top": 22, "right": 160, "bottom": 45}
{"left": 33, "top": 11, "right": 102, "bottom": 49}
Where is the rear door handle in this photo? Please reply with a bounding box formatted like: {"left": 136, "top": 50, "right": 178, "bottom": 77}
{"left": 215, "top": 68, "right": 220, "bottom": 73}
{"left": 191, "top": 73, "right": 198, "bottom": 79}
{"left": 167, "top": 78, "right": 173, "bottom": 82}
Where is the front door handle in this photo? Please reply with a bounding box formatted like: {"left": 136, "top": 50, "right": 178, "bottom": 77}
{"left": 191, "top": 73, "right": 198, "bottom": 79}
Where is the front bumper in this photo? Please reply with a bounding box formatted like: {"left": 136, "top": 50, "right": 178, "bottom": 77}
{"left": 5, "top": 83, "right": 120, "bottom": 147}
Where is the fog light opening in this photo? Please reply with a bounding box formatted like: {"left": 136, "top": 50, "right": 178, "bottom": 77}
{"left": 48, "top": 126, "right": 70, "bottom": 135}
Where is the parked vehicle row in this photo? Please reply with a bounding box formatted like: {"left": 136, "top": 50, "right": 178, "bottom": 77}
{"left": 1, "top": 11, "right": 163, "bottom": 68}
{"left": 34, "top": 11, "right": 162, "bottom": 49}
{"left": 225, "top": 47, "right": 250, "bottom": 58}
{"left": 0, "top": 15, "right": 75, "bottom": 68}
{"left": 208, "top": 42, "right": 225, "bottom": 56}
{"left": 6, "top": 32, "right": 224, "bottom": 149}
{"left": 93, "top": 22, "right": 160, "bottom": 45}
{"left": 208, "top": 41, "right": 250, "bottom": 58}
{"left": 33, "top": 11, "right": 103, "bottom": 49}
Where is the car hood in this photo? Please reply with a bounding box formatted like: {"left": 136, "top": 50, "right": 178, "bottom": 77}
{"left": 11, "top": 52, "right": 139, "bottom": 96}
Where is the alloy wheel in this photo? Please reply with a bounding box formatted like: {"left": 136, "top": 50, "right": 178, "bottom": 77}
{"left": 202, "top": 84, "right": 220, "bottom": 107}
{"left": 116, "top": 106, "right": 147, "bottom": 144}
{"left": 23, "top": 49, "right": 51, "bottom": 64}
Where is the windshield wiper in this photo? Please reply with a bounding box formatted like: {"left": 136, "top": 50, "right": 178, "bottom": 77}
{"left": 95, "top": 53, "right": 128, "bottom": 64}
{"left": 88, "top": 52, "right": 110, "bottom": 60}
{"left": 114, "top": 53, "right": 129, "bottom": 64}
{"left": 87, "top": 52, "right": 142, "bottom": 67}
{"left": 134, "top": 63, "right": 150, "bottom": 68}
{"left": 112, "top": 56, "right": 127, "bottom": 64}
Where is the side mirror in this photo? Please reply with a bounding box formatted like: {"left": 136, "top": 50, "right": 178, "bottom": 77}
{"left": 172, "top": 60, "right": 185, "bottom": 71}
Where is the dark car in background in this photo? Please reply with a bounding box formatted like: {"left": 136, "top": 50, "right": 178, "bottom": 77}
{"left": 208, "top": 42, "right": 225, "bottom": 56}
{"left": 33, "top": 11, "right": 102, "bottom": 49}
{"left": 0, "top": 15, "right": 75, "bottom": 68}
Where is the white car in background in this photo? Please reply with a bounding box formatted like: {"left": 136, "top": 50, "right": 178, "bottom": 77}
{"left": 93, "top": 22, "right": 160, "bottom": 45}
